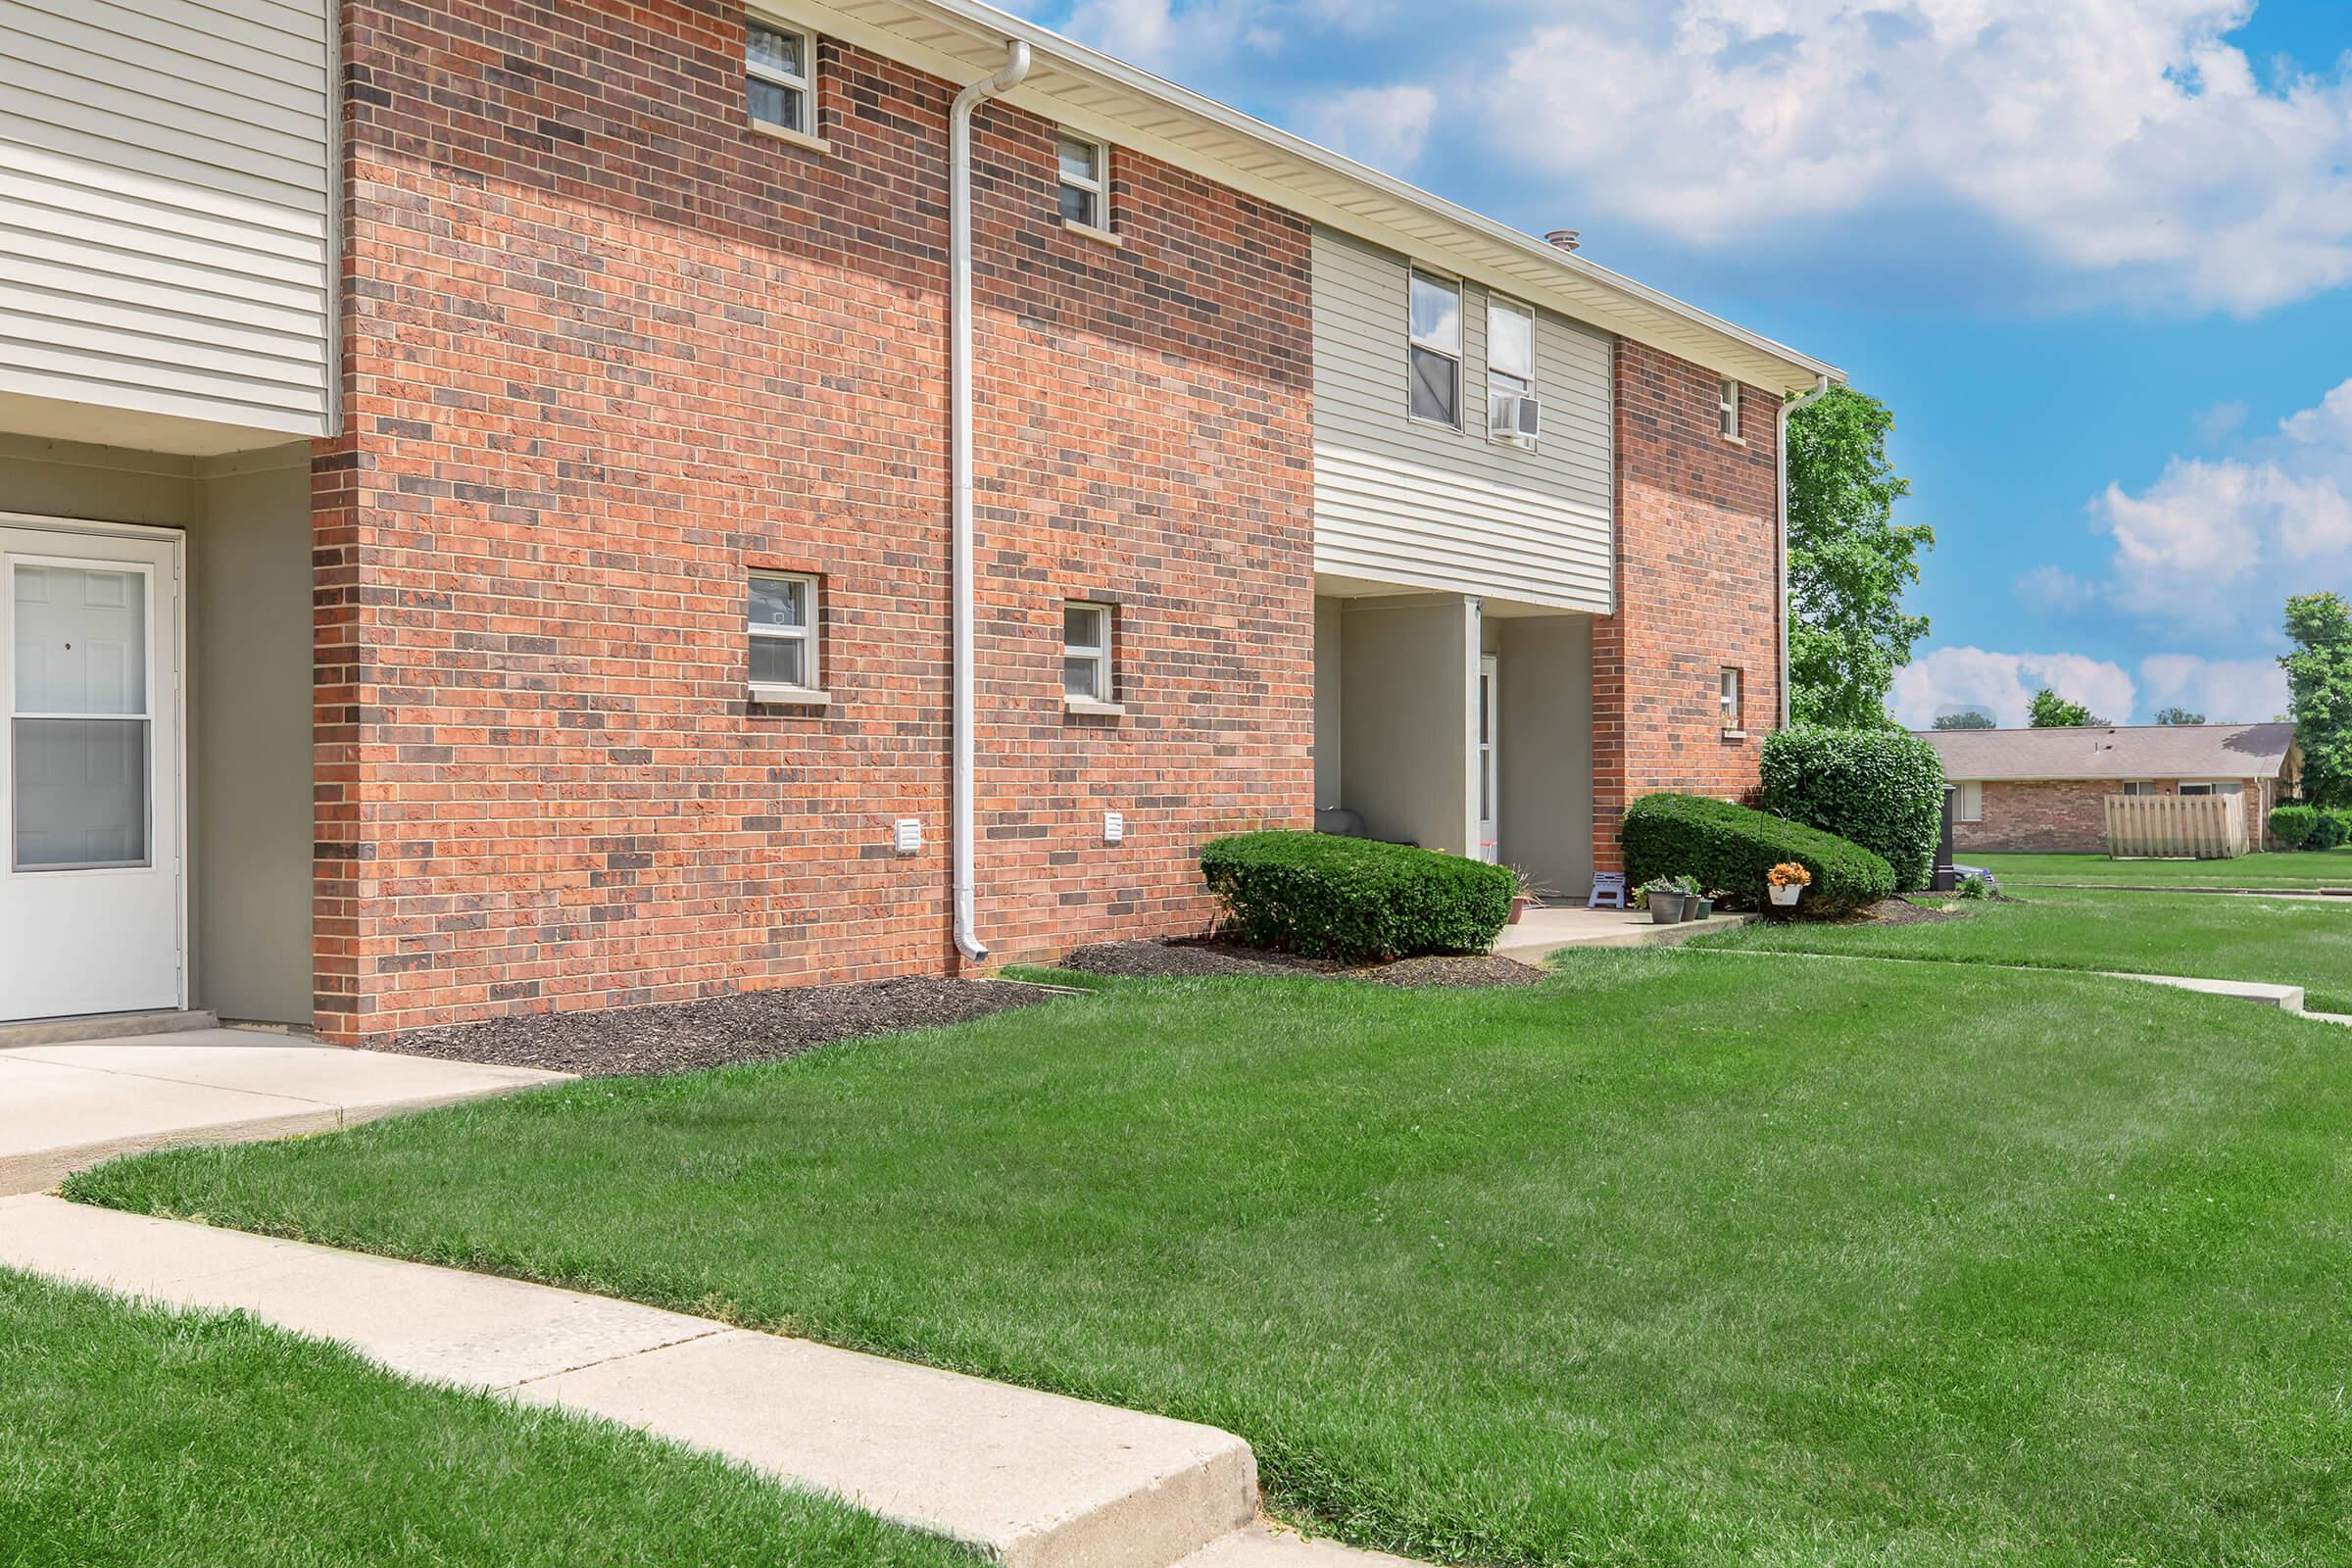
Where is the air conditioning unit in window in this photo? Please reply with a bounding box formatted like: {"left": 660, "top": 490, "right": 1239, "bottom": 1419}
{"left": 1491, "top": 394, "right": 1542, "bottom": 442}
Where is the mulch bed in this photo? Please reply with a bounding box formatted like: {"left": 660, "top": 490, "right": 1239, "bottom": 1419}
{"left": 1060, "top": 938, "right": 1546, "bottom": 988}
{"left": 1849, "top": 897, "right": 1973, "bottom": 926}
{"left": 378, "top": 977, "right": 1050, "bottom": 1078}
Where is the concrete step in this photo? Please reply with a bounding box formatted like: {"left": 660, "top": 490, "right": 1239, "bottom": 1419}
{"left": 2096, "top": 972, "right": 2306, "bottom": 1012}
{"left": 0, "top": 1197, "right": 1269, "bottom": 1568}
{"left": 1173, "top": 1524, "right": 1423, "bottom": 1567}
{"left": 0, "top": 1008, "right": 218, "bottom": 1050}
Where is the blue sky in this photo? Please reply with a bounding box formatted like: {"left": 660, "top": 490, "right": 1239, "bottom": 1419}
{"left": 1007, "top": 0, "right": 2352, "bottom": 726}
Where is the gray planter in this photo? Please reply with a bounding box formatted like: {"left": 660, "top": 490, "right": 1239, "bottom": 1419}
{"left": 1649, "top": 892, "right": 1688, "bottom": 924}
{"left": 1687, "top": 897, "right": 1714, "bottom": 922}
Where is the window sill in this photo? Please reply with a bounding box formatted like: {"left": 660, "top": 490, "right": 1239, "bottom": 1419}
{"left": 1720, "top": 727, "right": 1748, "bottom": 741}
{"left": 1064, "top": 697, "right": 1126, "bottom": 718}
{"left": 749, "top": 684, "right": 831, "bottom": 708}
{"left": 1721, "top": 434, "right": 1747, "bottom": 446}
{"left": 750, "top": 120, "right": 830, "bottom": 155}
{"left": 1060, "top": 218, "right": 1123, "bottom": 248}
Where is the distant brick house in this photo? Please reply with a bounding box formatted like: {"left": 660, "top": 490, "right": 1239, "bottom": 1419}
{"left": 1920, "top": 724, "right": 2304, "bottom": 855}
{"left": 1, "top": 0, "right": 1838, "bottom": 1043}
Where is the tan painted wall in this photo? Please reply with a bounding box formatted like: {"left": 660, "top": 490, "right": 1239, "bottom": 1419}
{"left": 1495, "top": 615, "right": 1594, "bottom": 897}
{"left": 0, "top": 434, "right": 312, "bottom": 1025}
{"left": 1336, "top": 595, "right": 1476, "bottom": 854}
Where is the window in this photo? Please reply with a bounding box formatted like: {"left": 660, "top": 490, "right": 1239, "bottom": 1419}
{"left": 1718, "top": 376, "right": 1740, "bottom": 440}
{"left": 1063, "top": 602, "right": 1113, "bottom": 706}
{"left": 2178, "top": 782, "right": 2216, "bottom": 797}
{"left": 1487, "top": 298, "right": 1536, "bottom": 443}
{"left": 1056, "top": 131, "right": 1109, "bottom": 232}
{"left": 1955, "top": 781, "right": 1984, "bottom": 822}
{"left": 748, "top": 571, "right": 820, "bottom": 698}
{"left": 2120, "top": 781, "right": 2157, "bottom": 797}
{"left": 1719, "top": 667, "right": 1742, "bottom": 731}
{"left": 1407, "top": 270, "right": 1462, "bottom": 428}
{"left": 747, "top": 21, "right": 816, "bottom": 139}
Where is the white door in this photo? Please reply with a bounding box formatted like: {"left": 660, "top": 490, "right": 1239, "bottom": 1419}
{"left": 0, "top": 523, "right": 182, "bottom": 1021}
{"left": 1477, "top": 655, "right": 1499, "bottom": 862}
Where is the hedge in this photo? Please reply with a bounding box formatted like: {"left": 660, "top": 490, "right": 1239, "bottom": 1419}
{"left": 2271, "top": 804, "right": 2320, "bottom": 849}
{"left": 1620, "top": 794, "right": 1894, "bottom": 914}
{"left": 1200, "top": 831, "right": 1513, "bottom": 963}
{"left": 1760, "top": 725, "right": 1945, "bottom": 893}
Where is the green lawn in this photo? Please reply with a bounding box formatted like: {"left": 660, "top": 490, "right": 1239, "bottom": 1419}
{"left": 1694, "top": 886, "right": 2352, "bottom": 1015}
{"left": 0, "top": 1267, "right": 979, "bottom": 1568}
{"left": 1974, "top": 848, "right": 2352, "bottom": 889}
{"left": 72, "top": 956, "right": 2352, "bottom": 1568}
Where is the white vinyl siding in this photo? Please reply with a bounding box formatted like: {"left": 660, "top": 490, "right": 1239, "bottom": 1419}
{"left": 0, "top": 0, "right": 333, "bottom": 440}
{"left": 1312, "top": 227, "right": 1614, "bottom": 612}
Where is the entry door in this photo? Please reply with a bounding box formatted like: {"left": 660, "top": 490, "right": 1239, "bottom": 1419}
{"left": 0, "top": 524, "right": 181, "bottom": 1021}
{"left": 1477, "top": 656, "right": 1499, "bottom": 862}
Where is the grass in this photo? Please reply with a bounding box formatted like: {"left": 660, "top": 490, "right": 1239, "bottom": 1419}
{"left": 70, "top": 954, "right": 2352, "bottom": 1567}
{"left": 0, "top": 1267, "right": 980, "bottom": 1568}
{"left": 1973, "top": 847, "right": 2352, "bottom": 889}
{"left": 1694, "top": 886, "right": 2352, "bottom": 1015}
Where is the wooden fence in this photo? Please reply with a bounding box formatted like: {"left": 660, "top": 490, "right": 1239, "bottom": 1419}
{"left": 2103, "top": 793, "right": 2249, "bottom": 859}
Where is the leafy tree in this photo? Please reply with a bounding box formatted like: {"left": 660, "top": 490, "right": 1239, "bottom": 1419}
{"left": 1786, "top": 387, "right": 1934, "bottom": 727}
{"left": 2281, "top": 592, "right": 2352, "bottom": 806}
{"left": 2028, "top": 687, "right": 2106, "bottom": 728}
{"left": 1932, "top": 710, "right": 1996, "bottom": 730}
{"left": 2153, "top": 707, "right": 2206, "bottom": 725}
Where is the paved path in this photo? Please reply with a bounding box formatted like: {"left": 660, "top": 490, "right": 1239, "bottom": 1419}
{"left": 0, "top": 1194, "right": 1419, "bottom": 1568}
{"left": 1688, "top": 948, "right": 2348, "bottom": 1023}
{"left": 0, "top": 1029, "right": 566, "bottom": 1194}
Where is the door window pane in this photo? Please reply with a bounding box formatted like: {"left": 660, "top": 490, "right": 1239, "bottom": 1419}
{"left": 15, "top": 564, "right": 145, "bottom": 714}
{"left": 14, "top": 717, "right": 149, "bottom": 870}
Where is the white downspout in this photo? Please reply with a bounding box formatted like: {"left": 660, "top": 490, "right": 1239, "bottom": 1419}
{"left": 950, "top": 40, "right": 1031, "bottom": 965}
{"left": 1777, "top": 373, "right": 1834, "bottom": 729}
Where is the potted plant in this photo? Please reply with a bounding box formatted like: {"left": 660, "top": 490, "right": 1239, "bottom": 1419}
{"left": 1767, "top": 861, "right": 1810, "bottom": 910}
{"left": 1687, "top": 889, "right": 1715, "bottom": 922}
{"left": 1640, "top": 874, "right": 1694, "bottom": 924}
{"left": 1504, "top": 865, "right": 1557, "bottom": 925}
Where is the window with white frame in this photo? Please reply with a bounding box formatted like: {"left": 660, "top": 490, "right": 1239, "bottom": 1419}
{"left": 1955, "top": 781, "right": 1984, "bottom": 822}
{"left": 749, "top": 570, "right": 819, "bottom": 695}
{"left": 1719, "top": 667, "right": 1742, "bottom": 730}
{"left": 1487, "top": 297, "right": 1536, "bottom": 442}
{"left": 1407, "top": 270, "right": 1462, "bottom": 428}
{"left": 1056, "top": 131, "right": 1109, "bottom": 231}
{"left": 747, "top": 20, "right": 816, "bottom": 138}
{"left": 1718, "top": 376, "right": 1741, "bottom": 440}
{"left": 2120, "top": 780, "right": 2157, "bottom": 797}
{"left": 1063, "top": 602, "right": 1113, "bottom": 704}
{"left": 2178, "top": 782, "right": 2216, "bottom": 797}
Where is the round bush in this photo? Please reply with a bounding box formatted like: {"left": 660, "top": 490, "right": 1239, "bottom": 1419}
{"left": 2310, "top": 808, "right": 2350, "bottom": 852}
{"left": 1200, "top": 831, "right": 1513, "bottom": 962}
{"left": 1620, "top": 793, "right": 1894, "bottom": 914}
{"left": 1760, "top": 725, "right": 1945, "bottom": 893}
{"left": 2271, "top": 804, "right": 2319, "bottom": 850}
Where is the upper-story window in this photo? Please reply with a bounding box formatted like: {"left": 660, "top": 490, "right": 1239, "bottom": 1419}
{"left": 749, "top": 570, "right": 822, "bottom": 700}
{"left": 1487, "top": 297, "right": 1537, "bottom": 444}
{"left": 1407, "top": 270, "right": 1462, "bottom": 428}
{"left": 1718, "top": 376, "right": 1741, "bottom": 440}
{"left": 1057, "top": 131, "right": 1111, "bottom": 234}
{"left": 747, "top": 21, "right": 817, "bottom": 141}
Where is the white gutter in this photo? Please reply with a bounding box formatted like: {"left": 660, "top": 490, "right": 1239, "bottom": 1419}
{"left": 1778, "top": 374, "right": 1834, "bottom": 729}
{"left": 949, "top": 40, "right": 1031, "bottom": 965}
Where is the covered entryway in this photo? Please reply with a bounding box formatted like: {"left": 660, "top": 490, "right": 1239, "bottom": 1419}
{"left": 1, "top": 518, "right": 182, "bottom": 1022}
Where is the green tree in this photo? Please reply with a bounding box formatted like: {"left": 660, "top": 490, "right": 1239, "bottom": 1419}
{"left": 2153, "top": 707, "right": 2206, "bottom": 726}
{"left": 2028, "top": 687, "right": 2106, "bottom": 728}
{"left": 1932, "top": 710, "right": 1996, "bottom": 730}
{"left": 1786, "top": 386, "right": 1934, "bottom": 727}
{"left": 2281, "top": 592, "right": 2352, "bottom": 806}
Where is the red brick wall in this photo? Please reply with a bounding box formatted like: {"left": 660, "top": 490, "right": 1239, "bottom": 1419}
{"left": 316, "top": 0, "right": 1313, "bottom": 1040}
{"left": 1957, "top": 779, "right": 2276, "bottom": 854}
{"left": 1592, "top": 344, "right": 1783, "bottom": 869}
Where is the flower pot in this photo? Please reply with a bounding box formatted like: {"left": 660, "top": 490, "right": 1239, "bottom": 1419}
{"left": 1687, "top": 897, "right": 1714, "bottom": 921}
{"left": 1649, "top": 892, "right": 1688, "bottom": 924}
{"left": 1508, "top": 897, "right": 1528, "bottom": 925}
{"left": 1769, "top": 884, "right": 1800, "bottom": 908}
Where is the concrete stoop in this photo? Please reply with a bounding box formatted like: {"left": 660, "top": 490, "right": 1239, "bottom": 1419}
{"left": 0, "top": 1196, "right": 1419, "bottom": 1568}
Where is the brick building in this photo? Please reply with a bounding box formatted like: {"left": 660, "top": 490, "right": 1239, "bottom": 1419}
{"left": 1, "top": 0, "right": 1839, "bottom": 1042}
{"left": 1923, "top": 723, "right": 2303, "bottom": 854}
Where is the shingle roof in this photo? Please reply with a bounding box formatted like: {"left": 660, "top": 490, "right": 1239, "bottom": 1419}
{"left": 1915, "top": 722, "right": 2300, "bottom": 782}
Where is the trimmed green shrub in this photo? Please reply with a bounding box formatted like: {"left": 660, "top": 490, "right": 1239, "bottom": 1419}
{"left": 2309, "top": 808, "right": 2350, "bottom": 852}
{"left": 1620, "top": 794, "right": 1894, "bottom": 914}
{"left": 2272, "top": 804, "right": 2320, "bottom": 850}
{"left": 1760, "top": 725, "right": 1945, "bottom": 893}
{"left": 1200, "top": 831, "right": 1513, "bottom": 962}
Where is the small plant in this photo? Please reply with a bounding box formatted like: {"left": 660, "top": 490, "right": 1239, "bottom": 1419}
{"left": 1768, "top": 862, "right": 1812, "bottom": 889}
{"left": 1953, "top": 874, "right": 1989, "bottom": 901}
{"left": 1507, "top": 865, "right": 1559, "bottom": 906}
{"left": 1639, "top": 874, "right": 1698, "bottom": 898}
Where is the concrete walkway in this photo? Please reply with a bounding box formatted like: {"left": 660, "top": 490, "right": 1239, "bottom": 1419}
{"left": 0, "top": 1029, "right": 567, "bottom": 1194}
{"left": 0, "top": 1194, "right": 1417, "bottom": 1568}
{"left": 1494, "top": 904, "right": 1753, "bottom": 961}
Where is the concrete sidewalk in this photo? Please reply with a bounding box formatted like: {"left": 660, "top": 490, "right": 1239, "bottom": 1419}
{"left": 0, "top": 1195, "right": 1418, "bottom": 1568}
{"left": 0, "top": 1029, "right": 567, "bottom": 1194}
{"left": 1493, "top": 904, "right": 1753, "bottom": 961}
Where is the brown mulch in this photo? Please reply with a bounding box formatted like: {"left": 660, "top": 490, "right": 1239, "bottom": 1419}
{"left": 378, "top": 976, "right": 1049, "bottom": 1077}
{"left": 1849, "top": 897, "right": 1973, "bottom": 926}
{"left": 1060, "top": 938, "right": 1545, "bottom": 989}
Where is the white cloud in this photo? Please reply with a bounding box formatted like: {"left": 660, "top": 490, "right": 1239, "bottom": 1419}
{"left": 1299, "top": 83, "right": 1436, "bottom": 171}
{"left": 1062, "top": 0, "right": 1280, "bottom": 68}
{"left": 2138, "top": 654, "right": 2289, "bottom": 722}
{"left": 1491, "top": 1, "right": 2352, "bottom": 314}
{"left": 2015, "top": 564, "right": 2093, "bottom": 613}
{"left": 2078, "top": 376, "right": 2352, "bottom": 632}
{"left": 2194, "top": 400, "right": 2250, "bottom": 444}
{"left": 1891, "top": 647, "right": 2136, "bottom": 729}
